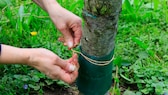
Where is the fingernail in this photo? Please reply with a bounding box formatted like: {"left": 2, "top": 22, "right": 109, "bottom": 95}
{"left": 68, "top": 42, "right": 73, "bottom": 48}
{"left": 69, "top": 64, "right": 76, "bottom": 72}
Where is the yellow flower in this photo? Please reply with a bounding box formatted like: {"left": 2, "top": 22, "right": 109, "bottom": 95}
{"left": 30, "top": 31, "right": 37, "bottom": 36}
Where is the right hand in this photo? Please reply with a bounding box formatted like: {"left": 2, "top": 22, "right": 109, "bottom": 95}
{"left": 49, "top": 6, "right": 82, "bottom": 49}
{"left": 33, "top": 0, "right": 82, "bottom": 49}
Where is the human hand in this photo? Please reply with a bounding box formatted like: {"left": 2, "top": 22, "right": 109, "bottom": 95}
{"left": 33, "top": 0, "right": 82, "bottom": 48}
{"left": 46, "top": 2, "right": 82, "bottom": 49}
{"left": 51, "top": 7, "right": 82, "bottom": 49}
{"left": 27, "top": 48, "right": 79, "bottom": 84}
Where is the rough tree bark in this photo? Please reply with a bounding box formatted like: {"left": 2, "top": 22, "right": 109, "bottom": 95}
{"left": 81, "top": 0, "right": 122, "bottom": 56}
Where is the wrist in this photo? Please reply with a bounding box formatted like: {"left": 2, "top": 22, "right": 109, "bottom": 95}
{"left": 22, "top": 49, "right": 35, "bottom": 66}
{"left": 22, "top": 48, "right": 40, "bottom": 67}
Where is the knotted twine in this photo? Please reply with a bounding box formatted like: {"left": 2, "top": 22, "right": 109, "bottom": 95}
{"left": 71, "top": 49, "right": 114, "bottom": 66}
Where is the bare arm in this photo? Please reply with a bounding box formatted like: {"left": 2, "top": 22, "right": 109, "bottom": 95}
{"left": 32, "top": 0, "right": 82, "bottom": 49}
{"left": 32, "top": 0, "right": 46, "bottom": 10}
{"left": 0, "top": 44, "right": 30, "bottom": 64}
{"left": 0, "top": 44, "right": 79, "bottom": 84}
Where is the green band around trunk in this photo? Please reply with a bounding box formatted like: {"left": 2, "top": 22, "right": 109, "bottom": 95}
{"left": 77, "top": 48, "right": 114, "bottom": 95}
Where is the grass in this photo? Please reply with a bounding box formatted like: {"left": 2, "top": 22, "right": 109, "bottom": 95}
{"left": 113, "top": 0, "right": 168, "bottom": 94}
{"left": 0, "top": 0, "right": 168, "bottom": 94}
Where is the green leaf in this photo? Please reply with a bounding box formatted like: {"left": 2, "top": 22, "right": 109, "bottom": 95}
{"left": 0, "top": 0, "right": 10, "bottom": 8}
{"left": 57, "top": 80, "right": 67, "bottom": 86}
{"left": 28, "top": 84, "right": 40, "bottom": 91}
{"left": 123, "top": 90, "right": 136, "bottom": 95}
{"left": 132, "top": 37, "right": 155, "bottom": 57}
{"left": 121, "top": 60, "right": 131, "bottom": 66}
{"left": 18, "top": 5, "right": 24, "bottom": 22}
{"left": 132, "top": 37, "right": 148, "bottom": 49}
{"left": 13, "top": 75, "right": 21, "bottom": 79}
{"left": 153, "top": 0, "right": 159, "bottom": 10}
{"left": 114, "top": 78, "right": 120, "bottom": 83}
{"left": 120, "top": 73, "right": 133, "bottom": 82}
{"left": 134, "top": 0, "right": 144, "bottom": 12}
{"left": 138, "top": 51, "right": 148, "bottom": 59}
{"left": 113, "top": 56, "right": 122, "bottom": 67}
{"left": 45, "top": 80, "right": 54, "bottom": 85}
{"left": 31, "top": 75, "right": 40, "bottom": 82}
{"left": 136, "top": 91, "right": 142, "bottom": 95}
{"left": 0, "top": 0, "right": 7, "bottom": 8}
{"left": 143, "top": 3, "right": 154, "bottom": 9}
{"left": 141, "top": 88, "right": 150, "bottom": 94}
{"left": 21, "top": 76, "right": 30, "bottom": 81}
{"left": 124, "top": 0, "right": 134, "bottom": 13}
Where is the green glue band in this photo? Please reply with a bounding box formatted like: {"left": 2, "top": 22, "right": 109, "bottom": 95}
{"left": 77, "top": 47, "right": 114, "bottom": 95}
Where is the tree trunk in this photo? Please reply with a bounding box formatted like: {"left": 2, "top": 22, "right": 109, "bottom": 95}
{"left": 81, "top": 0, "right": 122, "bottom": 56}
{"left": 77, "top": 0, "right": 122, "bottom": 95}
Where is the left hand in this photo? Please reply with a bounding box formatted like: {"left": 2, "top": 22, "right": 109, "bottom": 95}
{"left": 27, "top": 48, "right": 79, "bottom": 84}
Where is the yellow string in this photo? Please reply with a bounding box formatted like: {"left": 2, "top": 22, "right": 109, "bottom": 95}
{"left": 71, "top": 49, "right": 114, "bottom": 66}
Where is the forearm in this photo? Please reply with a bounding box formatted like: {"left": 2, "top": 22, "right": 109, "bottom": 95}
{"left": 0, "top": 44, "right": 30, "bottom": 65}
{"left": 0, "top": 44, "right": 1, "bottom": 55}
{"left": 32, "top": 0, "right": 60, "bottom": 13}
{"left": 32, "top": 0, "right": 46, "bottom": 11}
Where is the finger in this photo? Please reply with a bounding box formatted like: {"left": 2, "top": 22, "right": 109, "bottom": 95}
{"left": 69, "top": 53, "right": 79, "bottom": 67}
{"left": 58, "top": 36, "right": 65, "bottom": 43}
{"left": 73, "top": 54, "right": 80, "bottom": 69}
{"left": 68, "top": 53, "right": 77, "bottom": 63}
{"left": 48, "top": 65, "right": 78, "bottom": 84}
{"left": 60, "top": 28, "right": 74, "bottom": 48}
{"left": 72, "top": 23, "right": 82, "bottom": 46}
{"left": 59, "top": 70, "right": 78, "bottom": 84}
{"left": 56, "top": 56, "right": 76, "bottom": 72}
{"left": 46, "top": 66, "right": 60, "bottom": 80}
{"left": 69, "top": 70, "right": 78, "bottom": 83}
{"left": 68, "top": 53, "right": 79, "bottom": 72}
{"left": 58, "top": 36, "right": 68, "bottom": 46}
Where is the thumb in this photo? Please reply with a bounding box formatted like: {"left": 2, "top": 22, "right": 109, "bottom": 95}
{"left": 61, "top": 29, "right": 74, "bottom": 48}
{"left": 69, "top": 53, "right": 78, "bottom": 65}
{"left": 65, "top": 53, "right": 79, "bottom": 72}
{"left": 56, "top": 55, "right": 77, "bottom": 72}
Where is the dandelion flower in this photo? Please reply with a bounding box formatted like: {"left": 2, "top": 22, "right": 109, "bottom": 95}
{"left": 30, "top": 31, "right": 37, "bottom": 36}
